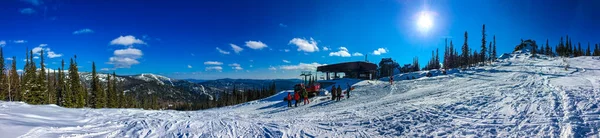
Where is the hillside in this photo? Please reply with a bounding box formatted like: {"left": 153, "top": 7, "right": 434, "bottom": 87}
{"left": 1, "top": 54, "right": 600, "bottom": 137}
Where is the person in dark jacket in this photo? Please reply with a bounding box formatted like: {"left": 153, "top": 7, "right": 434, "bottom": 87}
{"left": 286, "top": 92, "right": 292, "bottom": 107}
{"left": 336, "top": 85, "right": 342, "bottom": 101}
{"left": 294, "top": 91, "right": 300, "bottom": 107}
{"left": 331, "top": 86, "right": 336, "bottom": 100}
{"left": 346, "top": 83, "right": 351, "bottom": 99}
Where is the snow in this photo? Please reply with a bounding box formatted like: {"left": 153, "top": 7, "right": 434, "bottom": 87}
{"left": 2, "top": 54, "right": 600, "bottom": 137}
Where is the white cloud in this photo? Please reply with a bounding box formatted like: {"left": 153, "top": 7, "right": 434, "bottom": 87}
{"left": 205, "top": 66, "right": 223, "bottom": 72}
{"left": 20, "top": 8, "right": 36, "bottom": 14}
{"left": 269, "top": 66, "right": 277, "bottom": 71}
{"left": 245, "top": 41, "right": 268, "bottom": 49}
{"left": 110, "top": 35, "right": 145, "bottom": 46}
{"left": 0, "top": 40, "right": 6, "bottom": 47}
{"left": 352, "top": 52, "right": 364, "bottom": 56}
{"left": 282, "top": 60, "right": 291, "bottom": 63}
{"left": 228, "top": 63, "right": 243, "bottom": 70}
{"left": 323, "top": 46, "right": 330, "bottom": 51}
{"left": 46, "top": 50, "right": 63, "bottom": 58}
{"left": 114, "top": 47, "right": 143, "bottom": 57}
{"left": 100, "top": 68, "right": 113, "bottom": 71}
{"left": 329, "top": 47, "right": 351, "bottom": 57}
{"left": 284, "top": 49, "right": 290, "bottom": 52}
{"left": 187, "top": 65, "right": 193, "bottom": 68}
{"left": 73, "top": 28, "right": 94, "bottom": 34}
{"left": 372, "top": 48, "right": 388, "bottom": 55}
{"left": 216, "top": 47, "right": 230, "bottom": 54}
{"left": 230, "top": 44, "right": 243, "bottom": 53}
{"left": 228, "top": 63, "right": 241, "bottom": 67}
{"left": 33, "top": 56, "right": 39, "bottom": 59}
{"left": 279, "top": 23, "right": 287, "bottom": 27}
{"left": 279, "top": 62, "right": 325, "bottom": 70}
{"left": 289, "top": 38, "right": 319, "bottom": 52}
{"left": 13, "top": 40, "right": 27, "bottom": 43}
{"left": 107, "top": 47, "right": 143, "bottom": 68}
{"left": 6, "top": 57, "right": 13, "bottom": 60}
{"left": 204, "top": 61, "right": 223, "bottom": 65}
{"left": 31, "top": 44, "right": 62, "bottom": 58}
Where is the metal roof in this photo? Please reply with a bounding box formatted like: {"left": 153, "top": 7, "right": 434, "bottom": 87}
{"left": 316, "top": 61, "right": 377, "bottom": 72}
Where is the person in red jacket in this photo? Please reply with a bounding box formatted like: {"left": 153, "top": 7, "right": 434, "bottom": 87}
{"left": 389, "top": 76, "right": 394, "bottom": 85}
{"left": 286, "top": 92, "right": 292, "bottom": 107}
{"left": 294, "top": 92, "right": 300, "bottom": 107}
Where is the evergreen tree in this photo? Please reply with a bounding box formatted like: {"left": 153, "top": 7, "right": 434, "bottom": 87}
{"left": 38, "top": 50, "right": 48, "bottom": 104}
{"left": 112, "top": 72, "right": 121, "bottom": 108}
{"left": 107, "top": 72, "right": 117, "bottom": 108}
{"left": 532, "top": 41, "right": 537, "bottom": 57}
{"left": 9, "top": 56, "right": 19, "bottom": 101}
{"left": 69, "top": 57, "right": 86, "bottom": 108}
{"left": 24, "top": 50, "right": 42, "bottom": 104}
{"left": 462, "top": 31, "right": 469, "bottom": 68}
{"left": 492, "top": 35, "right": 497, "bottom": 61}
{"left": 594, "top": 44, "right": 600, "bottom": 56}
{"left": 586, "top": 42, "right": 591, "bottom": 56}
{"left": 488, "top": 42, "right": 492, "bottom": 62}
{"left": 0, "top": 48, "right": 5, "bottom": 100}
{"left": 545, "top": 39, "right": 552, "bottom": 56}
{"left": 435, "top": 48, "right": 440, "bottom": 69}
{"left": 90, "top": 62, "right": 106, "bottom": 108}
{"left": 481, "top": 24, "right": 487, "bottom": 64}
{"left": 577, "top": 42, "right": 582, "bottom": 57}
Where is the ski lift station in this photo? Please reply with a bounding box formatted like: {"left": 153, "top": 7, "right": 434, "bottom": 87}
{"left": 317, "top": 61, "right": 377, "bottom": 80}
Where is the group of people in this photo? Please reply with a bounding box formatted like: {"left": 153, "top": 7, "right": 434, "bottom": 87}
{"left": 331, "top": 83, "right": 352, "bottom": 101}
{"left": 286, "top": 86, "right": 310, "bottom": 107}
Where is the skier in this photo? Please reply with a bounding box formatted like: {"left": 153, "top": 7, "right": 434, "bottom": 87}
{"left": 389, "top": 75, "right": 394, "bottom": 85}
{"left": 331, "top": 86, "right": 336, "bottom": 100}
{"left": 286, "top": 92, "right": 292, "bottom": 107}
{"left": 303, "top": 87, "right": 310, "bottom": 105}
{"left": 346, "top": 83, "right": 351, "bottom": 99}
{"left": 336, "top": 85, "right": 342, "bottom": 101}
{"left": 294, "top": 91, "right": 300, "bottom": 107}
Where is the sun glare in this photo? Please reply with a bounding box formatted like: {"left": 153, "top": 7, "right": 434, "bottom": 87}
{"left": 417, "top": 11, "right": 433, "bottom": 33}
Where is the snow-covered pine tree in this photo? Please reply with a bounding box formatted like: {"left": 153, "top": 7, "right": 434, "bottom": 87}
{"left": 481, "top": 24, "right": 486, "bottom": 64}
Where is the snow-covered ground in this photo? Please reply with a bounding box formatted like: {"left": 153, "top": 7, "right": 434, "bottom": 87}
{"left": 1, "top": 54, "right": 600, "bottom": 137}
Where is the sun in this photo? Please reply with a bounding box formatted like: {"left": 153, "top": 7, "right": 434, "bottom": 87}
{"left": 416, "top": 11, "right": 433, "bottom": 32}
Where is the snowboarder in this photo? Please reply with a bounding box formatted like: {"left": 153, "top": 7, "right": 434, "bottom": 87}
{"left": 303, "top": 87, "right": 310, "bottom": 105}
{"left": 336, "top": 85, "right": 342, "bottom": 101}
{"left": 331, "top": 86, "right": 336, "bottom": 100}
{"left": 294, "top": 91, "right": 300, "bottom": 107}
{"left": 389, "top": 76, "right": 394, "bottom": 85}
{"left": 286, "top": 92, "right": 292, "bottom": 107}
{"left": 346, "top": 83, "right": 351, "bottom": 99}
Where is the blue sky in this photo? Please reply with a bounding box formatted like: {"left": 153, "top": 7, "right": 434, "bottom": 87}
{"left": 1, "top": 0, "right": 599, "bottom": 80}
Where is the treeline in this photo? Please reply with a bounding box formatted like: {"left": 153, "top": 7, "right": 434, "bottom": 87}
{"left": 0, "top": 48, "right": 141, "bottom": 109}
{"left": 171, "top": 83, "right": 277, "bottom": 110}
{"left": 549, "top": 35, "right": 600, "bottom": 57}
{"left": 384, "top": 24, "right": 499, "bottom": 76}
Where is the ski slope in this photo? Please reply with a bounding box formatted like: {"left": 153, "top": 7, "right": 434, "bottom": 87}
{"left": 1, "top": 54, "right": 600, "bottom": 137}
